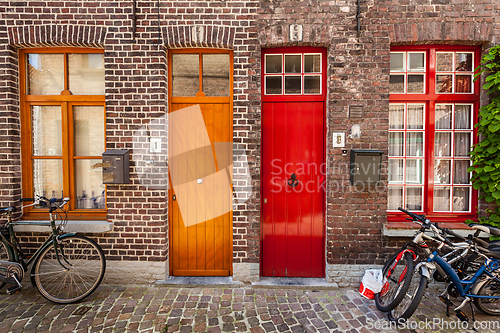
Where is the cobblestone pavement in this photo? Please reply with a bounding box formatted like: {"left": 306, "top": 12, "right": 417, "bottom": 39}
{"left": 1, "top": 283, "right": 500, "bottom": 333}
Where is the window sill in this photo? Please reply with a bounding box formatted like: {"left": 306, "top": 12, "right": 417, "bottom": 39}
{"left": 383, "top": 221, "right": 487, "bottom": 238}
{"left": 13, "top": 220, "right": 112, "bottom": 234}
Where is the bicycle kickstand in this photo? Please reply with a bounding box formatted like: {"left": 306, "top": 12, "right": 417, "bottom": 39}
{"left": 469, "top": 299, "right": 477, "bottom": 332}
{"left": 6, "top": 274, "right": 23, "bottom": 295}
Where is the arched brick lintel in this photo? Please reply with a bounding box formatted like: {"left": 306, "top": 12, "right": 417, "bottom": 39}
{"left": 259, "top": 24, "right": 332, "bottom": 48}
{"left": 163, "top": 25, "right": 236, "bottom": 49}
{"left": 8, "top": 25, "right": 107, "bottom": 48}
{"left": 389, "top": 22, "right": 493, "bottom": 46}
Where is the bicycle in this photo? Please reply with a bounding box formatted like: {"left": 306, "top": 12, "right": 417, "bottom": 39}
{"left": 0, "top": 196, "right": 106, "bottom": 304}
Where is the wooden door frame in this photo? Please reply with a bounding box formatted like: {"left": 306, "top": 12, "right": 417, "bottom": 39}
{"left": 167, "top": 48, "right": 234, "bottom": 276}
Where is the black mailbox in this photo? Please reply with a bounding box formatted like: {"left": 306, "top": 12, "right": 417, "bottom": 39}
{"left": 101, "top": 150, "right": 130, "bottom": 184}
{"left": 350, "top": 149, "right": 383, "bottom": 185}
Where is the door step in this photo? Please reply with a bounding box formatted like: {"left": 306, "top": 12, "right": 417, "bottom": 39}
{"left": 252, "top": 277, "right": 338, "bottom": 290}
{"left": 156, "top": 276, "right": 244, "bottom": 288}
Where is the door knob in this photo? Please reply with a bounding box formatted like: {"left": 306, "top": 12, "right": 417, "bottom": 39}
{"left": 197, "top": 179, "right": 203, "bottom": 184}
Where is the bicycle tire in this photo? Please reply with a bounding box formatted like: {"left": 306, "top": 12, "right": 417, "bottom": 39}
{"left": 388, "top": 266, "right": 427, "bottom": 322}
{"left": 473, "top": 276, "right": 500, "bottom": 315}
{"left": 33, "top": 235, "right": 105, "bottom": 304}
{"left": 375, "top": 251, "right": 414, "bottom": 312}
{"left": 0, "top": 240, "right": 12, "bottom": 290}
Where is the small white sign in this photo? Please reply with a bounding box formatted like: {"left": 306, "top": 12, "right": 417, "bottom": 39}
{"left": 150, "top": 137, "right": 162, "bottom": 153}
{"left": 290, "top": 24, "right": 303, "bottom": 42}
{"left": 192, "top": 26, "right": 205, "bottom": 44}
{"left": 332, "top": 132, "right": 345, "bottom": 148}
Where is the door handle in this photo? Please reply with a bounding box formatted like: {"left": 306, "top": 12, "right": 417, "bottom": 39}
{"left": 287, "top": 173, "right": 299, "bottom": 187}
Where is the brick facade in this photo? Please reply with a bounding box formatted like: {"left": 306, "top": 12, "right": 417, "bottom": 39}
{"left": 0, "top": 0, "right": 499, "bottom": 285}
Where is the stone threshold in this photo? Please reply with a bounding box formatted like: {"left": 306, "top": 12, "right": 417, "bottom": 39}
{"left": 156, "top": 276, "right": 244, "bottom": 288}
{"left": 252, "top": 277, "right": 339, "bottom": 290}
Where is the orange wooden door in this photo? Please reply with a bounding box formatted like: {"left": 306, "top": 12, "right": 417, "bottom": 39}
{"left": 168, "top": 50, "right": 233, "bottom": 276}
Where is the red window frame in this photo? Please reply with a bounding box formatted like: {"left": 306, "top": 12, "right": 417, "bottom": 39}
{"left": 388, "top": 45, "right": 481, "bottom": 223}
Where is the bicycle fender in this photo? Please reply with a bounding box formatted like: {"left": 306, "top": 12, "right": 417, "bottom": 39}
{"left": 469, "top": 275, "right": 498, "bottom": 295}
{"left": 420, "top": 265, "right": 431, "bottom": 278}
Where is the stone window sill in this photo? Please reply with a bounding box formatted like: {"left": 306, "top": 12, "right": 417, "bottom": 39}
{"left": 13, "top": 220, "right": 112, "bottom": 233}
{"left": 383, "top": 221, "right": 477, "bottom": 237}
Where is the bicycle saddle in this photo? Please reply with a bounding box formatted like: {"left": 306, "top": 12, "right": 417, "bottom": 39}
{"left": 0, "top": 207, "right": 15, "bottom": 213}
{"left": 469, "top": 224, "right": 500, "bottom": 236}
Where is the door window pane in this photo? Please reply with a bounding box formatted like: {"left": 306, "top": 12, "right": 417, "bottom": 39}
{"left": 285, "top": 55, "right": 301, "bottom": 73}
{"left": 435, "top": 132, "right": 451, "bottom": 157}
{"left": 389, "top": 132, "right": 404, "bottom": 156}
{"left": 202, "top": 54, "right": 230, "bottom": 97}
{"left": 389, "top": 104, "right": 404, "bottom": 129}
{"left": 453, "top": 187, "right": 470, "bottom": 212}
{"left": 455, "top": 105, "right": 472, "bottom": 129}
{"left": 454, "top": 133, "right": 471, "bottom": 157}
{"left": 284, "top": 76, "right": 301, "bottom": 94}
{"left": 27, "top": 54, "right": 64, "bottom": 95}
{"left": 33, "top": 159, "right": 64, "bottom": 199}
{"left": 390, "top": 53, "right": 404, "bottom": 71}
{"left": 265, "top": 76, "right": 282, "bottom": 95}
{"left": 31, "top": 106, "right": 62, "bottom": 156}
{"left": 388, "top": 187, "right": 403, "bottom": 210}
{"left": 172, "top": 54, "right": 199, "bottom": 97}
{"left": 265, "top": 55, "right": 282, "bottom": 73}
{"left": 390, "top": 75, "right": 405, "bottom": 93}
{"left": 407, "top": 105, "right": 424, "bottom": 129}
{"left": 436, "top": 75, "right": 453, "bottom": 93}
{"left": 436, "top": 52, "right": 453, "bottom": 72}
{"left": 456, "top": 75, "right": 472, "bottom": 93}
{"left": 454, "top": 160, "right": 470, "bottom": 184}
{"left": 408, "top": 53, "right": 425, "bottom": 71}
{"left": 74, "top": 106, "right": 105, "bottom": 156}
{"left": 304, "top": 55, "right": 321, "bottom": 73}
{"left": 304, "top": 76, "right": 320, "bottom": 94}
{"left": 68, "top": 53, "right": 105, "bottom": 95}
{"left": 388, "top": 159, "right": 403, "bottom": 183}
{"left": 407, "top": 75, "right": 424, "bottom": 93}
{"left": 434, "top": 159, "right": 451, "bottom": 184}
{"left": 406, "top": 160, "right": 423, "bottom": 184}
{"left": 407, "top": 132, "right": 423, "bottom": 157}
{"left": 435, "top": 105, "right": 452, "bottom": 129}
{"left": 434, "top": 187, "right": 451, "bottom": 211}
{"left": 456, "top": 53, "right": 473, "bottom": 71}
{"left": 406, "top": 187, "right": 422, "bottom": 211}
{"left": 75, "top": 160, "right": 106, "bottom": 209}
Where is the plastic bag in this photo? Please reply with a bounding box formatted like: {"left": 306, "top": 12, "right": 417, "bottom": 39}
{"left": 359, "top": 269, "right": 385, "bottom": 300}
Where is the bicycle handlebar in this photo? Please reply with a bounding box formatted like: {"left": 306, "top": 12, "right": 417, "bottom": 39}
{"left": 398, "top": 207, "right": 426, "bottom": 223}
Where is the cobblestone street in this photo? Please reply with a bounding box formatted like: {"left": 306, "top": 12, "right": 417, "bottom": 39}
{"left": 1, "top": 282, "right": 500, "bottom": 333}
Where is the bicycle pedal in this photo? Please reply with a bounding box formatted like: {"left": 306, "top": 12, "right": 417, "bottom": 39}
{"left": 6, "top": 285, "right": 22, "bottom": 295}
{"left": 439, "top": 295, "right": 454, "bottom": 307}
{"left": 456, "top": 310, "right": 468, "bottom": 323}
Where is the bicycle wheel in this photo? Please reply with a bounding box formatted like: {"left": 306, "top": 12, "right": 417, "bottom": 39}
{"left": 0, "top": 240, "right": 11, "bottom": 290}
{"left": 388, "top": 266, "right": 427, "bottom": 322}
{"left": 33, "top": 235, "right": 105, "bottom": 303}
{"left": 473, "top": 277, "right": 500, "bottom": 315}
{"left": 375, "top": 251, "right": 414, "bottom": 312}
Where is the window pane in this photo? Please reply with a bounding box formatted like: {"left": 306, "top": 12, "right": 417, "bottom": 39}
{"left": 435, "top": 132, "right": 451, "bottom": 157}
{"left": 284, "top": 76, "right": 301, "bottom": 94}
{"left": 388, "top": 159, "right": 403, "bottom": 183}
{"left": 390, "top": 53, "right": 404, "bottom": 71}
{"left": 434, "top": 159, "right": 451, "bottom": 184}
{"left": 408, "top": 53, "right": 424, "bottom": 71}
{"left": 406, "top": 160, "right": 423, "bottom": 184}
{"left": 454, "top": 160, "right": 470, "bottom": 184}
{"left": 406, "top": 132, "right": 423, "bottom": 157}
{"left": 68, "top": 53, "right": 105, "bottom": 95}
{"left": 388, "top": 187, "right": 403, "bottom": 210}
{"left": 435, "top": 104, "right": 452, "bottom": 129}
{"left": 75, "top": 160, "right": 106, "bottom": 209}
{"left": 454, "top": 133, "right": 471, "bottom": 157}
{"left": 389, "top": 104, "right": 404, "bottom": 129}
{"left": 265, "top": 76, "right": 282, "bottom": 95}
{"left": 407, "top": 75, "right": 424, "bottom": 93}
{"left": 434, "top": 187, "right": 451, "bottom": 211}
{"left": 304, "top": 76, "right": 320, "bottom": 94}
{"left": 285, "top": 55, "right": 301, "bottom": 73}
{"left": 455, "top": 105, "right": 472, "bottom": 129}
{"left": 453, "top": 187, "right": 470, "bottom": 212}
{"left": 456, "top": 53, "right": 473, "bottom": 71}
{"left": 436, "top": 52, "right": 453, "bottom": 72}
{"left": 172, "top": 54, "right": 199, "bottom": 97}
{"left": 202, "top": 54, "right": 230, "bottom": 97}
{"left": 406, "top": 187, "right": 422, "bottom": 211}
{"left": 390, "top": 75, "right": 405, "bottom": 93}
{"left": 74, "top": 106, "right": 105, "bottom": 156}
{"left": 31, "top": 106, "right": 62, "bottom": 156}
{"left": 407, "top": 104, "right": 424, "bottom": 130}
{"left": 27, "top": 54, "right": 64, "bottom": 95}
{"left": 33, "top": 159, "right": 63, "bottom": 199}
{"left": 436, "top": 74, "right": 453, "bottom": 93}
{"left": 304, "top": 54, "right": 321, "bottom": 73}
{"left": 265, "top": 55, "right": 282, "bottom": 73}
{"left": 389, "top": 132, "right": 404, "bottom": 157}
{"left": 455, "top": 75, "right": 472, "bottom": 93}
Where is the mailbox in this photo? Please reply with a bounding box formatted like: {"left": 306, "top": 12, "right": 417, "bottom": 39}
{"left": 101, "top": 150, "right": 130, "bottom": 184}
{"left": 350, "top": 149, "right": 383, "bottom": 185}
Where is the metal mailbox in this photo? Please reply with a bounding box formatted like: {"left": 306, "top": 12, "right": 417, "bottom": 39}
{"left": 350, "top": 149, "right": 383, "bottom": 185}
{"left": 101, "top": 149, "right": 130, "bottom": 184}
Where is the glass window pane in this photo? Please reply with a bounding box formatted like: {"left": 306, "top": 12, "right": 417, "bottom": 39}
{"left": 284, "top": 76, "right": 301, "bottom": 94}
{"left": 406, "top": 187, "right": 422, "bottom": 211}
{"left": 202, "top": 54, "right": 230, "bottom": 97}
{"left": 407, "top": 104, "right": 424, "bottom": 130}
{"left": 455, "top": 105, "right": 472, "bottom": 129}
{"left": 31, "top": 106, "right": 62, "bottom": 156}
{"left": 75, "top": 160, "right": 106, "bottom": 209}
{"left": 172, "top": 54, "right": 199, "bottom": 97}
{"left": 455, "top": 75, "right": 472, "bottom": 93}
{"left": 436, "top": 74, "right": 453, "bottom": 93}
{"left": 434, "top": 159, "right": 451, "bottom": 184}
{"left": 388, "top": 159, "right": 403, "bottom": 183}
{"left": 388, "top": 187, "right": 403, "bottom": 210}
{"left": 33, "top": 159, "right": 63, "bottom": 199}
{"left": 434, "top": 187, "right": 451, "bottom": 211}
{"left": 454, "top": 133, "right": 471, "bottom": 157}
{"left": 435, "top": 104, "right": 452, "bottom": 129}
{"left": 408, "top": 53, "right": 424, "bottom": 71}
{"left": 27, "top": 54, "right": 64, "bottom": 95}
{"left": 454, "top": 160, "right": 470, "bottom": 184}
{"left": 265, "top": 76, "right": 282, "bottom": 95}
{"left": 265, "top": 55, "right": 282, "bottom": 74}
{"left": 436, "top": 52, "right": 453, "bottom": 72}
{"left": 304, "top": 76, "right": 320, "bottom": 94}
{"left": 406, "top": 132, "right": 423, "bottom": 157}
{"left": 456, "top": 53, "right": 473, "bottom": 71}
{"left": 407, "top": 75, "right": 424, "bottom": 93}
{"left": 68, "top": 53, "right": 105, "bottom": 95}
{"left": 389, "top": 132, "right": 404, "bottom": 157}
{"left": 389, "top": 104, "right": 404, "bottom": 130}
{"left": 285, "top": 55, "right": 301, "bottom": 73}
{"left": 390, "top": 75, "right": 405, "bottom": 93}
{"left": 435, "top": 132, "right": 451, "bottom": 157}
{"left": 304, "top": 54, "right": 321, "bottom": 73}
{"left": 74, "top": 106, "right": 105, "bottom": 156}
{"left": 453, "top": 187, "right": 470, "bottom": 212}
{"left": 390, "top": 53, "right": 404, "bottom": 71}
{"left": 406, "top": 160, "right": 423, "bottom": 184}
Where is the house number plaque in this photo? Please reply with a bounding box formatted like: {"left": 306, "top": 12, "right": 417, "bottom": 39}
{"left": 289, "top": 24, "right": 303, "bottom": 42}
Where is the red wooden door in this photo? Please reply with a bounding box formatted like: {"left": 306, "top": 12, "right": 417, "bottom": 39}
{"left": 261, "top": 47, "right": 326, "bottom": 277}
